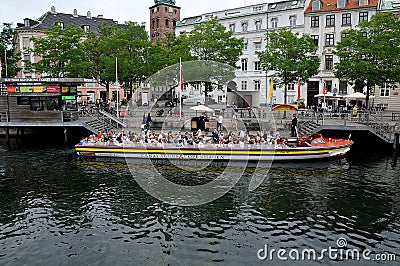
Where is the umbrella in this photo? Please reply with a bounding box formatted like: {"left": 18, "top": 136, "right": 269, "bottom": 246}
{"left": 271, "top": 104, "right": 298, "bottom": 111}
{"left": 189, "top": 104, "right": 214, "bottom": 116}
{"left": 314, "top": 92, "right": 342, "bottom": 98}
{"left": 189, "top": 105, "right": 214, "bottom": 112}
{"left": 343, "top": 92, "right": 374, "bottom": 99}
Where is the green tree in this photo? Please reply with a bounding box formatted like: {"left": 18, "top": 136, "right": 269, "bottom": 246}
{"left": 258, "top": 28, "right": 320, "bottom": 106}
{"left": 185, "top": 16, "right": 244, "bottom": 104}
{"left": 30, "top": 22, "right": 89, "bottom": 77}
{"left": 82, "top": 22, "right": 152, "bottom": 100}
{"left": 0, "top": 23, "right": 20, "bottom": 78}
{"left": 334, "top": 12, "right": 400, "bottom": 108}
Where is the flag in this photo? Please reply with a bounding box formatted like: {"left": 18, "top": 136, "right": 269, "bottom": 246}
{"left": 179, "top": 59, "right": 184, "bottom": 91}
{"left": 269, "top": 78, "right": 274, "bottom": 100}
{"left": 297, "top": 78, "right": 301, "bottom": 100}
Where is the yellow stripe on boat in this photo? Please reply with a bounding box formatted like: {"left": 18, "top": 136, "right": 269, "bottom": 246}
{"left": 75, "top": 146, "right": 348, "bottom": 155}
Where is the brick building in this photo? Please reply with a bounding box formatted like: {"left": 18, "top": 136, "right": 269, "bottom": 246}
{"left": 149, "top": 0, "right": 181, "bottom": 43}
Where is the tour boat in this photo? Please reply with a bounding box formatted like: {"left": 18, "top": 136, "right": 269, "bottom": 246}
{"left": 75, "top": 136, "right": 353, "bottom": 163}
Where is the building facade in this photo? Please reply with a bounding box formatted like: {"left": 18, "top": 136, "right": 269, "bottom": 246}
{"left": 304, "top": 0, "right": 379, "bottom": 108}
{"left": 372, "top": 0, "right": 400, "bottom": 110}
{"left": 175, "top": 0, "right": 307, "bottom": 106}
{"left": 14, "top": 6, "right": 121, "bottom": 103}
{"left": 149, "top": 0, "right": 181, "bottom": 43}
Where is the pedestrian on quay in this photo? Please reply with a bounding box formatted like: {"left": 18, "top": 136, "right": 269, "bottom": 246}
{"left": 291, "top": 113, "right": 298, "bottom": 137}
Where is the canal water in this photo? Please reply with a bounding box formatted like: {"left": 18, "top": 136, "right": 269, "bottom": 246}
{"left": 0, "top": 146, "right": 398, "bottom": 265}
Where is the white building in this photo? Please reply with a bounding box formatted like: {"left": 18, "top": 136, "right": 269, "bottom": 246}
{"left": 175, "top": 0, "right": 307, "bottom": 106}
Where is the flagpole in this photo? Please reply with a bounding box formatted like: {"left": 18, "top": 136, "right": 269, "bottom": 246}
{"left": 179, "top": 57, "right": 182, "bottom": 120}
{"left": 116, "top": 57, "right": 119, "bottom": 118}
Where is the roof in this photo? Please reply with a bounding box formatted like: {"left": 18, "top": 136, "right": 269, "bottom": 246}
{"left": 177, "top": 0, "right": 306, "bottom": 27}
{"left": 16, "top": 8, "right": 118, "bottom": 35}
{"left": 305, "top": 0, "right": 379, "bottom": 13}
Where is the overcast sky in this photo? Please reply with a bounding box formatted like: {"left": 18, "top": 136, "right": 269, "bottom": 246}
{"left": 1, "top": 0, "right": 272, "bottom": 30}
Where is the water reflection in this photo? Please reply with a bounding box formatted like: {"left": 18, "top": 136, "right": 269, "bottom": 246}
{"left": 0, "top": 148, "right": 398, "bottom": 265}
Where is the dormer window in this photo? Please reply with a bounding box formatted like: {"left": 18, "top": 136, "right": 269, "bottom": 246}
{"left": 82, "top": 25, "right": 90, "bottom": 33}
{"left": 24, "top": 19, "right": 30, "bottom": 27}
{"left": 337, "top": 0, "right": 348, "bottom": 8}
{"left": 56, "top": 21, "right": 64, "bottom": 30}
{"left": 359, "top": 0, "right": 369, "bottom": 6}
{"left": 312, "top": 0, "right": 322, "bottom": 10}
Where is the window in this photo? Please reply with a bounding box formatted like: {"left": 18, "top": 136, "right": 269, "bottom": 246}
{"left": 23, "top": 54, "right": 30, "bottom": 62}
{"left": 311, "top": 35, "right": 319, "bottom": 46}
{"left": 380, "top": 85, "right": 390, "bottom": 97}
{"left": 254, "top": 80, "right": 261, "bottom": 90}
{"left": 311, "top": 16, "right": 319, "bottom": 27}
{"left": 325, "top": 34, "right": 334, "bottom": 46}
{"left": 342, "top": 13, "right": 351, "bottom": 25}
{"left": 152, "top": 19, "right": 156, "bottom": 29}
{"left": 289, "top": 15, "right": 297, "bottom": 27}
{"left": 341, "top": 32, "right": 349, "bottom": 39}
{"left": 255, "top": 20, "right": 262, "bottom": 30}
{"left": 229, "top": 23, "right": 235, "bottom": 32}
{"left": 362, "top": 31, "right": 368, "bottom": 37}
{"left": 253, "top": 5, "right": 264, "bottom": 11}
{"left": 241, "top": 80, "right": 247, "bottom": 90}
{"left": 312, "top": 0, "right": 322, "bottom": 10}
{"left": 156, "top": 18, "right": 160, "bottom": 28}
{"left": 359, "top": 12, "right": 368, "bottom": 23}
{"left": 57, "top": 22, "right": 64, "bottom": 30}
{"left": 254, "top": 42, "right": 261, "bottom": 50}
{"left": 165, "top": 19, "right": 169, "bottom": 28}
{"left": 325, "top": 55, "right": 333, "bottom": 70}
{"left": 242, "top": 22, "right": 248, "bottom": 32}
{"left": 82, "top": 25, "right": 90, "bottom": 33}
{"left": 359, "top": 0, "right": 368, "bottom": 6}
{"left": 254, "top": 61, "right": 261, "bottom": 71}
{"left": 288, "top": 83, "right": 295, "bottom": 91}
{"left": 241, "top": 58, "right": 248, "bottom": 71}
{"left": 326, "top": 14, "right": 335, "bottom": 26}
{"left": 271, "top": 18, "right": 278, "bottom": 28}
{"left": 337, "top": 0, "right": 348, "bottom": 8}
{"left": 22, "top": 37, "right": 30, "bottom": 49}
{"left": 339, "top": 80, "right": 347, "bottom": 95}
{"left": 243, "top": 42, "right": 248, "bottom": 50}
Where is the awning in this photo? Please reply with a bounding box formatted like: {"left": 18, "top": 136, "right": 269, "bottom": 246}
{"left": 272, "top": 104, "right": 298, "bottom": 111}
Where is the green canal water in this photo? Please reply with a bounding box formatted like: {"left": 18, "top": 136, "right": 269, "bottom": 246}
{"left": 0, "top": 147, "right": 398, "bottom": 265}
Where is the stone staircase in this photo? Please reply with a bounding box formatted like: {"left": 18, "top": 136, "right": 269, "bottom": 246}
{"left": 79, "top": 109, "right": 127, "bottom": 133}
{"left": 297, "top": 120, "right": 321, "bottom": 137}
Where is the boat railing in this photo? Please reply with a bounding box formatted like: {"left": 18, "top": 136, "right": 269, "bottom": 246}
{"left": 78, "top": 141, "right": 286, "bottom": 149}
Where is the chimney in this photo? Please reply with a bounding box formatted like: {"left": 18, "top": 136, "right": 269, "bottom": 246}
{"left": 50, "top": 6, "right": 56, "bottom": 14}
{"left": 87, "top": 11, "right": 92, "bottom": 19}
{"left": 73, "top": 9, "right": 78, "bottom": 17}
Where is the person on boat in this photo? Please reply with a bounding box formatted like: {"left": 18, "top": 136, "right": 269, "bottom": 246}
{"left": 291, "top": 114, "right": 298, "bottom": 137}
{"left": 217, "top": 115, "right": 223, "bottom": 132}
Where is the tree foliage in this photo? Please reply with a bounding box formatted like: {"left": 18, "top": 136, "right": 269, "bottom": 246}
{"left": 185, "top": 16, "right": 244, "bottom": 103}
{"left": 82, "top": 22, "right": 152, "bottom": 99}
{"left": 258, "top": 28, "right": 320, "bottom": 104}
{"left": 0, "top": 23, "right": 20, "bottom": 78}
{"left": 334, "top": 12, "right": 400, "bottom": 108}
{"left": 30, "top": 22, "right": 89, "bottom": 77}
